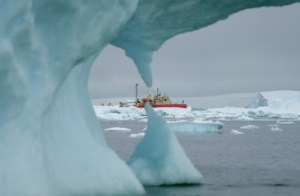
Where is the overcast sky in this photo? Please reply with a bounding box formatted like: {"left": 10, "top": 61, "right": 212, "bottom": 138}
{"left": 88, "top": 4, "right": 300, "bottom": 100}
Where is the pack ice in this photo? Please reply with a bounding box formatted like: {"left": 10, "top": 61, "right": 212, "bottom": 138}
{"left": 1, "top": 0, "right": 299, "bottom": 195}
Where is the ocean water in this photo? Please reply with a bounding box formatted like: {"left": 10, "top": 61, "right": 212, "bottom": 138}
{"left": 100, "top": 119, "right": 300, "bottom": 196}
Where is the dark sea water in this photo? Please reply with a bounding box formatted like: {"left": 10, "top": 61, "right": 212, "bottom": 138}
{"left": 100, "top": 119, "right": 300, "bottom": 196}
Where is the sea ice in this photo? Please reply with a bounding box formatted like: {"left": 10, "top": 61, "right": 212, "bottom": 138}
{"left": 240, "top": 125, "right": 260, "bottom": 129}
{"left": 237, "top": 116, "right": 254, "bottom": 121}
{"left": 271, "top": 127, "right": 283, "bottom": 131}
{"left": 230, "top": 130, "right": 244, "bottom": 134}
{"left": 277, "top": 121, "right": 295, "bottom": 124}
{"left": 127, "top": 103, "right": 203, "bottom": 186}
{"left": 104, "top": 127, "right": 131, "bottom": 132}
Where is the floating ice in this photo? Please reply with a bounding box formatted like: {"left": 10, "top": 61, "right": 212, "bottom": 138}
{"left": 130, "top": 133, "right": 145, "bottom": 138}
{"left": 240, "top": 125, "right": 260, "bottom": 129}
{"left": 168, "top": 120, "right": 223, "bottom": 134}
{"left": 127, "top": 103, "right": 203, "bottom": 186}
{"left": 271, "top": 127, "right": 283, "bottom": 131}
{"left": 267, "top": 124, "right": 279, "bottom": 127}
{"left": 139, "top": 119, "right": 148, "bottom": 122}
{"left": 104, "top": 127, "right": 131, "bottom": 132}
{"left": 237, "top": 116, "right": 254, "bottom": 121}
{"left": 230, "top": 130, "right": 244, "bottom": 134}
{"left": 277, "top": 121, "right": 295, "bottom": 124}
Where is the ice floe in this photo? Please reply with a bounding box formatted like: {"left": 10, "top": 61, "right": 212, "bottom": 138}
{"left": 130, "top": 133, "right": 145, "bottom": 138}
{"left": 276, "top": 121, "right": 295, "bottom": 125}
{"left": 266, "top": 124, "right": 279, "bottom": 127}
{"left": 139, "top": 119, "right": 148, "bottom": 122}
{"left": 104, "top": 127, "right": 131, "bottom": 132}
{"left": 230, "top": 130, "right": 244, "bottom": 134}
{"left": 167, "top": 119, "right": 223, "bottom": 134}
{"left": 237, "top": 116, "right": 254, "bottom": 121}
{"left": 240, "top": 124, "right": 259, "bottom": 129}
{"left": 271, "top": 127, "right": 283, "bottom": 131}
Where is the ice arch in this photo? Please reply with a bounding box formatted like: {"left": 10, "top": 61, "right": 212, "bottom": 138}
{"left": 0, "top": 0, "right": 299, "bottom": 195}
{"left": 111, "top": 0, "right": 300, "bottom": 86}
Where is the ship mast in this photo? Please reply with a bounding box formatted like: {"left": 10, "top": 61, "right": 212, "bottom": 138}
{"left": 136, "top": 83, "right": 138, "bottom": 104}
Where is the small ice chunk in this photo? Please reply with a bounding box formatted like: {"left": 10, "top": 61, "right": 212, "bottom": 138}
{"left": 237, "top": 116, "right": 254, "bottom": 121}
{"left": 104, "top": 127, "right": 131, "bottom": 132}
{"left": 240, "top": 124, "right": 259, "bottom": 129}
{"left": 266, "top": 124, "right": 279, "bottom": 127}
{"left": 276, "top": 121, "right": 294, "bottom": 124}
{"left": 271, "top": 127, "right": 283, "bottom": 131}
{"left": 218, "top": 118, "right": 226, "bottom": 120}
{"left": 230, "top": 130, "right": 244, "bottom": 134}
{"left": 118, "top": 122, "right": 122, "bottom": 123}
{"left": 130, "top": 133, "right": 145, "bottom": 138}
{"left": 138, "top": 119, "right": 148, "bottom": 122}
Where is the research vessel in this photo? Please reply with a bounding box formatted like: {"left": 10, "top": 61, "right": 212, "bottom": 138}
{"left": 119, "top": 84, "right": 187, "bottom": 108}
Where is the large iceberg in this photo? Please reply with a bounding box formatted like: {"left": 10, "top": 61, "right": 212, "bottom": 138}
{"left": 246, "top": 91, "right": 299, "bottom": 109}
{"left": 1, "top": 0, "right": 300, "bottom": 195}
{"left": 127, "top": 103, "right": 204, "bottom": 186}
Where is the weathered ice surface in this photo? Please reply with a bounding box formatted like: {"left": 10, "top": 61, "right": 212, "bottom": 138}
{"left": 111, "top": 0, "right": 300, "bottom": 86}
{"left": 127, "top": 103, "right": 204, "bottom": 185}
{"left": 0, "top": 1, "right": 144, "bottom": 196}
{"left": 1, "top": 0, "right": 299, "bottom": 195}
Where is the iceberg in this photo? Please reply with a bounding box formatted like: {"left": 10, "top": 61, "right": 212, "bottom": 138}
{"left": 240, "top": 125, "right": 260, "bottom": 129}
{"left": 167, "top": 120, "right": 223, "bottom": 134}
{"left": 246, "top": 91, "right": 299, "bottom": 109}
{"left": 230, "top": 130, "right": 244, "bottom": 134}
{"left": 104, "top": 127, "right": 131, "bottom": 132}
{"left": 127, "top": 103, "right": 203, "bottom": 186}
{"left": 1, "top": 0, "right": 300, "bottom": 195}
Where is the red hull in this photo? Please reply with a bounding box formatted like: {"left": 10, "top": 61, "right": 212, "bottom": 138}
{"left": 136, "top": 104, "right": 187, "bottom": 108}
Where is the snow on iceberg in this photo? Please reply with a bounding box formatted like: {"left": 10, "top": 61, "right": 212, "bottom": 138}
{"left": 240, "top": 125, "right": 259, "bottom": 129}
{"left": 230, "top": 130, "right": 244, "bottom": 134}
{"left": 104, "top": 127, "right": 131, "bottom": 132}
{"left": 127, "top": 103, "right": 203, "bottom": 186}
{"left": 167, "top": 120, "right": 223, "bottom": 134}
{"left": 271, "top": 127, "right": 283, "bottom": 131}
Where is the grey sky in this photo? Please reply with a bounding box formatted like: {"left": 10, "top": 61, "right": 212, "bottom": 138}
{"left": 88, "top": 4, "right": 300, "bottom": 100}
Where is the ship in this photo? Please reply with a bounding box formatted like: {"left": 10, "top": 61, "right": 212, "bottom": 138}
{"left": 119, "top": 84, "right": 187, "bottom": 108}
